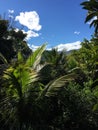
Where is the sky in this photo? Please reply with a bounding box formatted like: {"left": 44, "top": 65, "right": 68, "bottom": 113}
{"left": 0, "top": 0, "right": 95, "bottom": 51}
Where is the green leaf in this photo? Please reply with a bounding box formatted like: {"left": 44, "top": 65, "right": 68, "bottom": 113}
{"left": 42, "top": 74, "right": 75, "bottom": 97}
{"left": 93, "top": 104, "right": 98, "bottom": 111}
{"left": 26, "top": 44, "right": 46, "bottom": 69}
{"left": 17, "top": 51, "right": 24, "bottom": 62}
{"left": 85, "top": 13, "right": 96, "bottom": 23}
{"left": 0, "top": 52, "right": 8, "bottom": 64}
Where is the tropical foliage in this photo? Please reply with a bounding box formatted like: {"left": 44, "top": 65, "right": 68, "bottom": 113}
{"left": 0, "top": 1, "right": 98, "bottom": 129}
{"left": 81, "top": 0, "right": 98, "bottom": 34}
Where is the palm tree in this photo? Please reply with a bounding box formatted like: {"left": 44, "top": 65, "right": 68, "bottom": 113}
{"left": 81, "top": 0, "right": 98, "bottom": 34}
{"left": 40, "top": 49, "right": 68, "bottom": 85}
{"left": 0, "top": 44, "right": 46, "bottom": 129}
{"left": 0, "top": 45, "right": 75, "bottom": 129}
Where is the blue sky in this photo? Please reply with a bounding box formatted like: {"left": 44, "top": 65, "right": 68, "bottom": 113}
{"left": 0, "top": 0, "right": 94, "bottom": 51}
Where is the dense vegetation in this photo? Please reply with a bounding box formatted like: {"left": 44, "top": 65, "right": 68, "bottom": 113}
{"left": 0, "top": 0, "right": 98, "bottom": 129}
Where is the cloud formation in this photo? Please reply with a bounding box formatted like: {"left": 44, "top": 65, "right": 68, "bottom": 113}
{"left": 74, "top": 31, "right": 80, "bottom": 35}
{"left": 54, "top": 41, "right": 81, "bottom": 51}
{"left": 15, "top": 11, "right": 42, "bottom": 31}
{"left": 28, "top": 44, "right": 40, "bottom": 51}
{"left": 8, "top": 9, "right": 14, "bottom": 19}
{"left": 15, "top": 28, "right": 40, "bottom": 40}
{"left": 29, "top": 41, "right": 81, "bottom": 51}
{"left": 15, "top": 11, "right": 42, "bottom": 40}
{"left": 8, "top": 9, "right": 14, "bottom": 14}
{"left": 22, "top": 30, "right": 40, "bottom": 40}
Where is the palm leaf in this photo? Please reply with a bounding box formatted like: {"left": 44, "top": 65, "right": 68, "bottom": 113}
{"left": 90, "top": 19, "right": 96, "bottom": 27}
{"left": 26, "top": 44, "right": 46, "bottom": 69}
{"left": 2, "top": 45, "right": 46, "bottom": 98}
{"left": 85, "top": 13, "right": 96, "bottom": 23}
{"left": 41, "top": 74, "right": 75, "bottom": 97}
{"left": 81, "top": 1, "right": 92, "bottom": 10}
{"left": 3, "top": 61, "right": 38, "bottom": 98}
{"left": 0, "top": 52, "right": 8, "bottom": 64}
{"left": 17, "top": 51, "right": 24, "bottom": 63}
{"left": 94, "top": 21, "right": 98, "bottom": 33}
{"left": 93, "top": 103, "right": 98, "bottom": 111}
{"left": 81, "top": 0, "right": 98, "bottom": 11}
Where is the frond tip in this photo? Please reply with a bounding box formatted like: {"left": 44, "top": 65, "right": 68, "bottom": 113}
{"left": 26, "top": 44, "right": 46, "bottom": 69}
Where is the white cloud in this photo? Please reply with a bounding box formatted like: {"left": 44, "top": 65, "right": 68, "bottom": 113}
{"left": 15, "top": 28, "right": 40, "bottom": 40}
{"left": 8, "top": 9, "right": 14, "bottom": 19}
{"left": 22, "top": 30, "right": 40, "bottom": 40}
{"left": 8, "top": 9, "right": 14, "bottom": 14}
{"left": 87, "top": 16, "right": 97, "bottom": 25}
{"left": 8, "top": 14, "right": 14, "bottom": 19}
{"left": 15, "top": 11, "right": 42, "bottom": 31}
{"left": 28, "top": 44, "right": 40, "bottom": 51}
{"left": 28, "top": 44, "right": 51, "bottom": 51}
{"left": 74, "top": 31, "right": 80, "bottom": 35}
{"left": 28, "top": 41, "right": 81, "bottom": 52}
{"left": 54, "top": 41, "right": 81, "bottom": 51}
{"left": 26, "top": 30, "right": 39, "bottom": 39}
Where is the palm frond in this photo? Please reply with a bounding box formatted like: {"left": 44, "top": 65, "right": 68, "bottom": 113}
{"left": 85, "top": 13, "right": 96, "bottom": 23}
{"left": 17, "top": 51, "right": 24, "bottom": 63}
{"left": 26, "top": 44, "right": 46, "bottom": 69}
{"left": 41, "top": 74, "right": 75, "bottom": 97}
{"left": 2, "top": 45, "right": 46, "bottom": 99}
{"left": 0, "top": 52, "right": 8, "bottom": 64}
